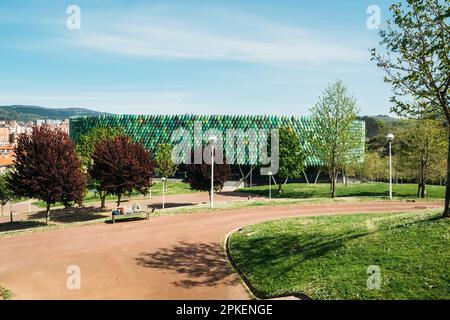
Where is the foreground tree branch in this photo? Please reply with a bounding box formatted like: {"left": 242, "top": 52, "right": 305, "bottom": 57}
{"left": 371, "top": 0, "right": 449, "bottom": 216}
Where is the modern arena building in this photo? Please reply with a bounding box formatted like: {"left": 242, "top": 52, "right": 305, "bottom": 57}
{"left": 69, "top": 114, "right": 365, "bottom": 183}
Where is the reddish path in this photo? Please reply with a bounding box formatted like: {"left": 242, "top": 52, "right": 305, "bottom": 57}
{"left": 0, "top": 200, "right": 442, "bottom": 300}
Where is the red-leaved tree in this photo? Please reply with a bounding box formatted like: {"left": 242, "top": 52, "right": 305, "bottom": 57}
{"left": 8, "top": 126, "right": 87, "bottom": 224}
{"left": 91, "top": 135, "right": 154, "bottom": 207}
{"left": 184, "top": 147, "right": 231, "bottom": 197}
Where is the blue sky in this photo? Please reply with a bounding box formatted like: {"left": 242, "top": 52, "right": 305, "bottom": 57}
{"left": 0, "top": 0, "right": 395, "bottom": 116}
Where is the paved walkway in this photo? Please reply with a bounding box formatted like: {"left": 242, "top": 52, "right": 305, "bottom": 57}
{"left": 0, "top": 200, "right": 442, "bottom": 299}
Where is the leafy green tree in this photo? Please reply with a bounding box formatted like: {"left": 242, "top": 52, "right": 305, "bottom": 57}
{"left": 154, "top": 143, "right": 178, "bottom": 191}
{"left": 76, "top": 126, "right": 124, "bottom": 209}
{"left": 308, "top": 80, "right": 361, "bottom": 198}
{"left": 0, "top": 173, "right": 17, "bottom": 222}
{"left": 350, "top": 151, "right": 387, "bottom": 182}
{"left": 371, "top": 0, "right": 449, "bottom": 215}
{"left": 402, "top": 119, "right": 447, "bottom": 197}
{"left": 378, "top": 119, "right": 416, "bottom": 183}
{"left": 429, "top": 158, "right": 447, "bottom": 185}
{"left": 363, "top": 119, "right": 447, "bottom": 190}
{"left": 275, "top": 126, "right": 305, "bottom": 193}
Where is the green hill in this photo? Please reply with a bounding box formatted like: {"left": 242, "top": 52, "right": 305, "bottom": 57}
{"left": 0, "top": 105, "right": 108, "bottom": 121}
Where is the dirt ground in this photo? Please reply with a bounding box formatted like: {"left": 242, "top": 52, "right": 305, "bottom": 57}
{"left": 0, "top": 199, "right": 443, "bottom": 299}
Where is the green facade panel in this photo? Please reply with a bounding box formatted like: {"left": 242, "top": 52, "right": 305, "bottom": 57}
{"left": 69, "top": 114, "right": 365, "bottom": 167}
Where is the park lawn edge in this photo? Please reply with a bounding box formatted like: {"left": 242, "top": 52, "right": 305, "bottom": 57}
{"left": 1, "top": 196, "right": 444, "bottom": 238}
{"left": 240, "top": 182, "right": 446, "bottom": 199}
{"left": 31, "top": 181, "right": 196, "bottom": 208}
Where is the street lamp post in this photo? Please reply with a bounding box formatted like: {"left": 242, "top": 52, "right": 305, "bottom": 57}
{"left": 386, "top": 133, "right": 395, "bottom": 200}
{"left": 268, "top": 171, "right": 273, "bottom": 199}
{"left": 161, "top": 177, "right": 166, "bottom": 209}
{"left": 208, "top": 135, "right": 217, "bottom": 209}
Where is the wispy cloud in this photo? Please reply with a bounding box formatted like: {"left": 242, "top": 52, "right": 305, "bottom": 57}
{"left": 58, "top": 6, "right": 367, "bottom": 68}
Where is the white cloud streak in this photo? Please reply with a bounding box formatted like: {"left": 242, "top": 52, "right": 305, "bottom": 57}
{"left": 61, "top": 8, "right": 367, "bottom": 68}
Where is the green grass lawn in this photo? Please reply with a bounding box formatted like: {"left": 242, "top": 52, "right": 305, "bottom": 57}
{"left": 229, "top": 210, "right": 450, "bottom": 300}
{"left": 33, "top": 181, "right": 195, "bottom": 208}
{"left": 241, "top": 182, "right": 445, "bottom": 199}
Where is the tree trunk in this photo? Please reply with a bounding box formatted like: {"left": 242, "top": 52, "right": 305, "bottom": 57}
{"left": 331, "top": 170, "right": 337, "bottom": 198}
{"left": 100, "top": 196, "right": 106, "bottom": 210}
{"left": 417, "top": 180, "right": 421, "bottom": 198}
{"left": 1, "top": 204, "right": 3, "bottom": 217}
{"left": 117, "top": 194, "right": 122, "bottom": 208}
{"left": 329, "top": 172, "right": 333, "bottom": 192}
{"left": 330, "top": 146, "right": 337, "bottom": 198}
{"left": 9, "top": 202, "right": 13, "bottom": 223}
{"left": 444, "top": 129, "right": 450, "bottom": 217}
{"left": 420, "top": 162, "right": 426, "bottom": 198}
{"left": 278, "top": 182, "right": 282, "bottom": 194}
{"left": 395, "top": 161, "right": 399, "bottom": 185}
{"left": 343, "top": 170, "right": 348, "bottom": 187}
{"left": 99, "top": 190, "right": 107, "bottom": 210}
{"left": 45, "top": 203, "right": 50, "bottom": 225}
{"left": 421, "top": 180, "right": 426, "bottom": 198}
{"left": 417, "top": 169, "right": 421, "bottom": 198}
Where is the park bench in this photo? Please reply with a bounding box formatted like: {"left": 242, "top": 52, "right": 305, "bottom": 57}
{"left": 111, "top": 204, "right": 156, "bottom": 224}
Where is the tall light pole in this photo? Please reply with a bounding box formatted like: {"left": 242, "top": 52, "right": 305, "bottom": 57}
{"left": 386, "top": 133, "right": 395, "bottom": 200}
{"left": 161, "top": 177, "right": 166, "bottom": 209}
{"left": 268, "top": 171, "right": 273, "bottom": 199}
{"left": 208, "top": 135, "right": 217, "bottom": 209}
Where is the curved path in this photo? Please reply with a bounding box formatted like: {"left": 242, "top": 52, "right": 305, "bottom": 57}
{"left": 0, "top": 200, "right": 442, "bottom": 299}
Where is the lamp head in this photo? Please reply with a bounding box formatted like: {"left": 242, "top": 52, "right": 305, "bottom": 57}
{"left": 208, "top": 135, "right": 217, "bottom": 144}
{"left": 386, "top": 133, "right": 395, "bottom": 142}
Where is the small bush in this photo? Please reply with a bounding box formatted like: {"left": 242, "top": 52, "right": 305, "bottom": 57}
{"left": 0, "top": 286, "right": 12, "bottom": 300}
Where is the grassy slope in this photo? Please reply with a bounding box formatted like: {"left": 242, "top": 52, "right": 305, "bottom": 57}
{"left": 241, "top": 182, "right": 445, "bottom": 199}
{"left": 33, "top": 181, "right": 195, "bottom": 208}
{"left": 230, "top": 210, "right": 450, "bottom": 299}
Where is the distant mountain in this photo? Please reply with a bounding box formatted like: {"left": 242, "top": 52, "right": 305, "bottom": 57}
{"left": 358, "top": 115, "right": 398, "bottom": 138}
{"left": 0, "top": 105, "right": 108, "bottom": 121}
{"left": 0, "top": 106, "right": 398, "bottom": 138}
